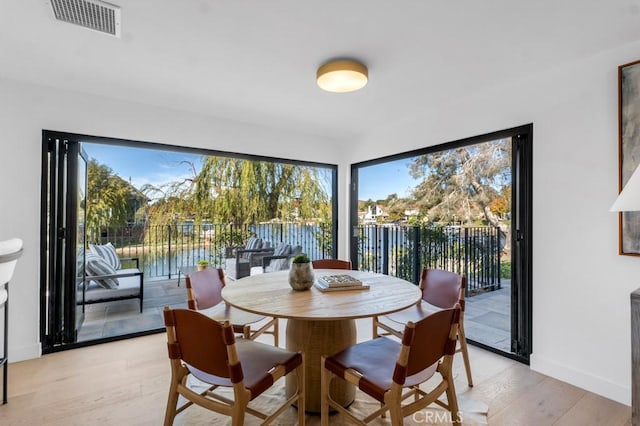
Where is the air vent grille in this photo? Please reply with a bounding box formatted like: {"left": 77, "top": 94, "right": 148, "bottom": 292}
{"left": 50, "top": 0, "right": 121, "bottom": 37}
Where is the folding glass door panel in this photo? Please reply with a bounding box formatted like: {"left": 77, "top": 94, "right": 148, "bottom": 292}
{"left": 41, "top": 134, "right": 87, "bottom": 351}
{"left": 349, "top": 125, "right": 532, "bottom": 363}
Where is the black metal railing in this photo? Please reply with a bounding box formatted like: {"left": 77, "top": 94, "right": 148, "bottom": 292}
{"left": 89, "top": 223, "right": 332, "bottom": 279}
{"left": 357, "top": 225, "right": 501, "bottom": 295}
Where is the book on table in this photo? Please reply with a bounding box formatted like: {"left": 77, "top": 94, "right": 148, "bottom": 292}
{"left": 314, "top": 274, "right": 369, "bottom": 292}
{"left": 317, "top": 274, "right": 362, "bottom": 287}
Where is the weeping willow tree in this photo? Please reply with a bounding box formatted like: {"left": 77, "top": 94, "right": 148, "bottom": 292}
{"left": 192, "top": 157, "right": 332, "bottom": 226}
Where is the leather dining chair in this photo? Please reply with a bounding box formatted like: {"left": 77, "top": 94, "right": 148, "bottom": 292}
{"left": 311, "top": 259, "right": 352, "bottom": 270}
{"left": 163, "top": 307, "right": 305, "bottom": 425}
{"left": 186, "top": 267, "right": 278, "bottom": 346}
{"left": 372, "top": 267, "right": 473, "bottom": 387}
{"left": 321, "top": 306, "right": 462, "bottom": 425}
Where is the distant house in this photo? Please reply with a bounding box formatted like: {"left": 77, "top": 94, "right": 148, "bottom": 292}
{"left": 361, "top": 205, "right": 389, "bottom": 224}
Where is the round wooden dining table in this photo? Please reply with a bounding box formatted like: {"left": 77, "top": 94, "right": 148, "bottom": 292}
{"left": 221, "top": 269, "right": 422, "bottom": 413}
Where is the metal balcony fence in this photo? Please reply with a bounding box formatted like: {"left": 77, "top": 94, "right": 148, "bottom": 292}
{"left": 356, "top": 225, "right": 501, "bottom": 295}
{"left": 88, "top": 222, "right": 501, "bottom": 294}
{"left": 88, "top": 222, "right": 332, "bottom": 279}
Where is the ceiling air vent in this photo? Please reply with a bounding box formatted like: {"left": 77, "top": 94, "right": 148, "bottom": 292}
{"left": 49, "top": 0, "right": 121, "bottom": 38}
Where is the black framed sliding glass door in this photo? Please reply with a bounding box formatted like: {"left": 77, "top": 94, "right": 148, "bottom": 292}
{"left": 41, "top": 133, "right": 88, "bottom": 351}
{"left": 349, "top": 124, "right": 533, "bottom": 363}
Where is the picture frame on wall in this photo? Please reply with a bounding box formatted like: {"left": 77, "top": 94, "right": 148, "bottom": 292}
{"left": 618, "top": 59, "right": 640, "bottom": 255}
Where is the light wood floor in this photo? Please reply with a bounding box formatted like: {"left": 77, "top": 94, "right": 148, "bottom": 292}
{"left": 0, "top": 319, "right": 631, "bottom": 425}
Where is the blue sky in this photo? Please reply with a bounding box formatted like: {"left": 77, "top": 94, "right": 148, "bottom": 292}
{"left": 83, "top": 142, "right": 419, "bottom": 202}
{"left": 83, "top": 143, "right": 202, "bottom": 190}
{"left": 358, "top": 158, "right": 420, "bottom": 201}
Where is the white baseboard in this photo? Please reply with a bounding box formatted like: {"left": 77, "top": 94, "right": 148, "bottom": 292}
{"left": 530, "top": 353, "right": 630, "bottom": 406}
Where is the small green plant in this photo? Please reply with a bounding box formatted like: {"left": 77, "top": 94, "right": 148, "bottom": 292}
{"left": 500, "top": 260, "right": 511, "bottom": 279}
{"left": 292, "top": 254, "right": 310, "bottom": 264}
{"left": 197, "top": 259, "right": 209, "bottom": 266}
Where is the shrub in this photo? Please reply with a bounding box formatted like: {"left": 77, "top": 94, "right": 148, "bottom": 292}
{"left": 500, "top": 260, "right": 511, "bottom": 279}
{"left": 292, "top": 254, "right": 310, "bottom": 264}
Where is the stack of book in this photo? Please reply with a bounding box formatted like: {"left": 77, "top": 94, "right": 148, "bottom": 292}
{"left": 314, "top": 274, "right": 369, "bottom": 292}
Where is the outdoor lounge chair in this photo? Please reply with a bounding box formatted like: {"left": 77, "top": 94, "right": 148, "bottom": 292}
{"left": 81, "top": 243, "right": 144, "bottom": 313}
{"left": 224, "top": 236, "right": 273, "bottom": 280}
{"left": 261, "top": 243, "right": 303, "bottom": 272}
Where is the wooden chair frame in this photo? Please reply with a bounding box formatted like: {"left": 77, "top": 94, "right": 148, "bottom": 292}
{"left": 163, "top": 307, "right": 305, "bottom": 425}
{"left": 311, "top": 259, "right": 352, "bottom": 270}
{"left": 321, "top": 306, "right": 462, "bottom": 425}
{"left": 186, "top": 268, "right": 279, "bottom": 346}
{"left": 373, "top": 268, "right": 473, "bottom": 387}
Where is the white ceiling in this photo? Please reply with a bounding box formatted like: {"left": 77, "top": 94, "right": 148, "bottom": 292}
{"left": 2, "top": 1, "right": 640, "bottom": 141}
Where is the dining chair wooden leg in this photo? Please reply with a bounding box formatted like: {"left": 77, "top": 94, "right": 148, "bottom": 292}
{"left": 273, "top": 318, "right": 279, "bottom": 347}
{"left": 443, "top": 365, "right": 461, "bottom": 424}
{"left": 163, "top": 374, "right": 181, "bottom": 426}
{"left": 372, "top": 316, "right": 379, "bottom": 338}
{"left": 297, "top": 353, "right": 305, "bottom": 425}
{"left": 458, "top": 322, "right": 473, "bottom": 387}
{"left": 385, "top": 390, "right": 403, "bottom": 426}
{"left": 320, "top": 355, "right": 330, "bottom": 426}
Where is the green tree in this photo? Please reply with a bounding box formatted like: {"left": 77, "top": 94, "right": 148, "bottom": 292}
{"left": 409, "top": 139, "right": 511, "bottom": 233}
{"left": 87, "top": 160, "right": 146, "bottom": 237}
{"left": 192, "top": 157, "right": 331, "bottom": 226}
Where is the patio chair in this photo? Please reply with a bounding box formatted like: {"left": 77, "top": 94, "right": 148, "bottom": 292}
{"left": 82, "top": 242, "right": 144, "bottom": 313}
{"left": 186, "top": 267, "right": 278, "bottom": 346}
{"left": 261, "top": 243, "right": 303, "bottom": 272}
{"left": 311, "top": 259, "right": 352, "bottom": 270}
{"left": 321, "top": 306, "right": 462, "bottom": 425}
{"left": 224, "top": 236, "right": 274, "bottom": 280}
{"left": 0, "top": 238, "right": 23, "bottom": 405}
{"left": 373, "top": 267, "right": 473, "bottom": 387}
{"left": 162, "top": 307, "right": 305, "bottom": 425}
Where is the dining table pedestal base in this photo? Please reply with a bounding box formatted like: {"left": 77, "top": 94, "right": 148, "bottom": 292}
{"left": 285, "top": 318, "right": 356, "bottom": 413}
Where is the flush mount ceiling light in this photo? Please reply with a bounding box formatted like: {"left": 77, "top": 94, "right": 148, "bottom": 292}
{"left": 316, "top": 59, "right": 368, "bottom": 93}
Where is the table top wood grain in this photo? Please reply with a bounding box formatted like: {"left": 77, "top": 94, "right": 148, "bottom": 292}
{"left": 221, "top": 269, "right": 422, "bottom": 321}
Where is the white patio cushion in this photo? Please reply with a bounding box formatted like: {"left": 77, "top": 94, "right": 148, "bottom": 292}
{"left": 84, "top": 272, "right": 141, "bottom": 302}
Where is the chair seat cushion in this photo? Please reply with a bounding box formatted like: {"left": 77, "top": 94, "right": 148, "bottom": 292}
{"left": 187, "top": 339, "right": 302, "bottom": 400}
{"left": 382, "top": 300, "right": 439, "bottom": 327}
{"left": 85, "top": 272, "right": 141, "bottom": 302}
{"left": 199, "top": 303, "right": 266, "bottom": 327}
{"left": 325, "top": 337, "right": 437, "bottom": 402}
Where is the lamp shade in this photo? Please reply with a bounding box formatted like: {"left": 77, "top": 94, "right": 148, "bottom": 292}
{"left": 611, "top": 165, "right": 640, "bottom": 211}
{"left": 316, "top": 59, "right": 368, "bottom": 93}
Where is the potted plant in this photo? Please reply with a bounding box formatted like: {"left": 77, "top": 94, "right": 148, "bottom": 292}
{"left": 197, "top": 259, "right": 209, "bottom": 271}
{"left": 288, "top": 254, "right": 314, "bottom": 291}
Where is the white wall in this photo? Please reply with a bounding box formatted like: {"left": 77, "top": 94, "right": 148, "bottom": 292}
{"left": 0, "top": 78, "right": 351, "bottom": 362}
{"left": 340, "top": 41, "right": 640, "bottom": 405}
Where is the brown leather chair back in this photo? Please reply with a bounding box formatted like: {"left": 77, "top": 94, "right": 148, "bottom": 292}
{"left": 312, "top": 259, "right": 352, "bottom": 270}
{"left": 398, "top": 306, "right": 460, "bottom": 381}
{"left": 164, "top": 308, "right": 235, "bottom": 379}
{"left": 186, "top": 268, "right": 225, "bottom": 310}
{"left": 420, "top": 268, "right": 465, "bottom": 309}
